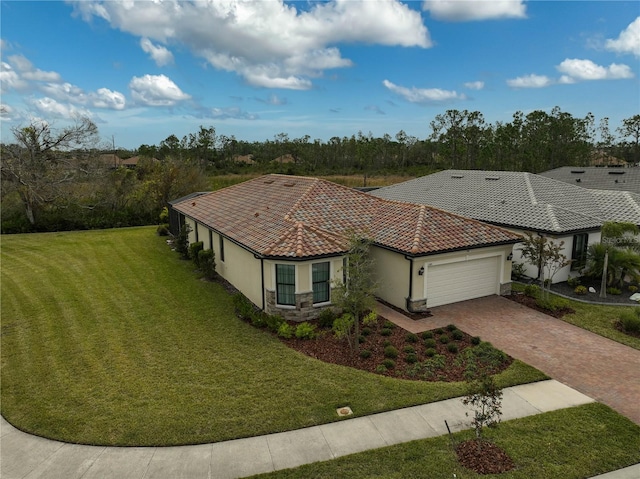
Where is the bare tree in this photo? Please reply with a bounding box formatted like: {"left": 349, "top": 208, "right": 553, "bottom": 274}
{"left": 1, "top": 117, "right": 99, "bottom": 225}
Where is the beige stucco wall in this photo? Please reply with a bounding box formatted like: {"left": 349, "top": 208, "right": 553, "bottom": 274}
{"left": 370, "top": 246, "right": 410, "bottom": 311}
{"left": 214, "top": 234, "right": 263, "bottom": 308}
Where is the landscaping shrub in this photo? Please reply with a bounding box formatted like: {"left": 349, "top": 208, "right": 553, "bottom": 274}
{"left": 523, "top": 284, "right": 540, "bottom": 298}
{"left": 471, "top": 336, "right": 481, "bottom": 345}
{"left": 567, "top": 276, "right": 581, "bottom": 288}
{"left": 361, "top": 327, "right": 372, "bottom": 336}
{"left": 425, "top": 348, "right": 436, "bottom": 357}
{"left": 456, "top": 341, "right": 509, "bottom": 377}
{"left": 189, "top": 241, "right": 204, "bottom": 266}
{"left": 629, "top": 285, "right": 638, "bottom": 293}
{"left": 381, "top": 359, "right": 396, "bottom": 369}
{"left": 406, "top": 333, "right": 419, "bottom": 343}
{"left": 619, "top": 310, "right": 640, "bottom": 334}
{"left": 265, "top": 314, "right": 284, "bottom": 333}
{"left": 574, "top": 285, "right": 588, "bottom": 295}
{"left": 607, "top": 287, "right": 622, "bottom": 295}
{"left": 446, "top": 324, "right": 457, "bottom": 332}
{"left": 447, "top": 343, "right": 459, "bottom": 353}
{"left": 536, "top": 297, "right": 558, "bottom": 312}
{"left": 384, "top": 345, "right": 399, "bottom": 359}
{"left": 174, "top": 225, "right": 191, "bottom": 259}
{"left": 198, "top": 249, "right": 216, "bottom": 279}
{"left": 359, "top": 349, "right": 372, "bottom": 359}
{"left": 439, "top": 335, "right": 450, "bottom": 344}
{"left": 405, "top": 353, "right": 418, "bottom": 364}
{"left": 250, "top": 310, "right": 268, "bottom": 328}
{"left": 421, "top": 331, "right": 433, "bottom": 339}
{"left": 451, "top": 329, "right": 464, "bottom": 340}
{"left": 295, "top": 322, "right": 317, "bottom": 339}
{"left": 434, "top": 328, "right": 444, "bottom": 334}
{"left": 375, "top": 364, "right": 388, "bottom": 373}
{"left": 156, "top": 224, "right": 169, "bottom": 236}
{"left": 383, "top": 320, "right": 396, "bottom": 329}
{"left": 403, "top": 345, "right": 415, "bottom": 354}
{"left": 277, "top": 323, "right": 293, "bottom": 339}
{"left": 233, "top": 293, "right": 255, "bottom": 319}
{"left": 380, "top": 328, "right": 392, "bottom": 336}
{"left": 358, "top": 335, "right": 366, "bottom": 344}
{"left": 383, "top": 340, "right": 392, "bottom": 347}
{"left": 317, "top": 308, "right": 337, "bottom": 329}
{"left": 424, "top": 338, "right": 436, "bottom": 348}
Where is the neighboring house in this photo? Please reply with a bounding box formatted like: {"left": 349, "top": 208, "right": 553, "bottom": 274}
{"left": 98, "top": 154, "right": 123, "bottom": 168}
{"left": 540, "top": 166, "right": 640, "bottom": 194}
{"left": 121, "top": 155, "right": 160, "bottom": 168}
{"left": 371, "top": 170, "right": 640, "bottom": 284}
{"left": 169, "top": 174, "right": 521, "bottom": 320}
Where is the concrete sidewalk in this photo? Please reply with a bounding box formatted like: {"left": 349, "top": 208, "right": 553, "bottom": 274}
{"left": 1, "top": 379, "right": 619, "bottom": 479}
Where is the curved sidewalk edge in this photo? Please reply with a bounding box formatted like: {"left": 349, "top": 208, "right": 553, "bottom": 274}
{"left": 0, "top": 379, "right": 600, "bottom": 479}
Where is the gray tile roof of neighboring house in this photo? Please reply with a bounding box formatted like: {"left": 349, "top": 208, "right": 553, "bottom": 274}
{"left": 540, "top": 166, "right": 640, "bottom": 193}
{"left": 370, "top": 170, "right": 640, "bottom": 233}
{"left": 172, "top": 174, "right": 521, "bottom": 259}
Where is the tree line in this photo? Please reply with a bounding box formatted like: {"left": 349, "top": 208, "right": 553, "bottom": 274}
{"left": 1, "top": 108, "right": 638, "bottom": 233}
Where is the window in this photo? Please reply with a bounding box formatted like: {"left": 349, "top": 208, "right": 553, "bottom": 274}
{"left": 276, "top": 264, "right": 295, "bottom": 306}
{"left": 572, "top": 233, "right": 588, "bottom": 271}
{"left": 312, "top": 262, "right": 330, "bottom": 304}
{"left": 219, "top": 235, "right": 225, "bottom": 262}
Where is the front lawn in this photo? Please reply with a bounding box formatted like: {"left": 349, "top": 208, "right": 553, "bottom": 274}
{"left": 0, "top": 227, "right": 545, "bottom": 446}
{"left": 512, "top": 283, "right": 640, "bottom": 350}
{"left": 251, "top": 403, "right": 640, "bottom": 479}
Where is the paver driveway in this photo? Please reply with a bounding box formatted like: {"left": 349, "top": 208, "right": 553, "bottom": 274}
{"left": 378, "top": 295, "right": 640, "bottom": 425}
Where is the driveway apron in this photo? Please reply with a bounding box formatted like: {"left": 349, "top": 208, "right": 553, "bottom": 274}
{"left": 380, "top": 296, "right": 640, "bottom": 425}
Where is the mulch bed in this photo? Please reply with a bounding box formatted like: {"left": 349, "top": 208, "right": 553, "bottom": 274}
{"left": 456, "top": 439, "right": 515, "bottom": 474}
{"left": 506, "top": 292, "right": 575, "bottom": 318}
{"left": 280, "top": 316, "right": 512, "bottom": 382}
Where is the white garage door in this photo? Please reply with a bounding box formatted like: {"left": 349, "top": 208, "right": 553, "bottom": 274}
{"left": 426, "top": 256, "right": 500, "bottom": 307}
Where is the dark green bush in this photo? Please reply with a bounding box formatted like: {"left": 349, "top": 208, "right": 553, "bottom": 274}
{"left": 451, "top": 329, "right": 464, "bottom": 340}
{"left": 406, "top": 333, "right": 419, "bottom": 343}
{"left": 250, "top": 310, "right": 268, "bottom": 328}
{"left": 384, "top": 345, "right": 399, "bottom": 359}
{"left": 567, "top": 276, "right": 581, "bottom": 288}
{"left": 405, "top": 353, "right": 418, "bottom": 364}
{"left": 358, "top": 335, "right": 366, "bottom": 344}
{"left": 359, "top": 349, "right": 372, "bottom": 359}
{"left": 233, "top": 293, "right": 255, "bottom": 319}
{"left": 383, "top": 340, "right": 392, "bottom": 347}
{"left": 375, "top": 364, "right": 388, "bottom": 373}
{"left": 361, "top": 327, "right": 372, "bottom": 336}
{"left": 471, "top": 336, "right": 481, "bottom": 345}
{"left": 198, "top": 249, "right": 216, "bottom": 279}
{"left": 421, "top": 331, "right": 433, "bottom": 339}
{"left": 189, "top": 241, "right": 204, "bottom": 266}
{"left": 446, "top": 324, "right": 457, "bottom": 332}
{"left": 439, "top": 335, "right": 450, "bottom": 344}
{"left": 295, "top": 322, "right": 317, "bottom": 339}
{"left": 380, "top": 328, "right": 392, "bottom": 336}
{"left": 607, "top": 287, "right": 622, "bottom": 295}
{"left": 425, "top": 348, "right": 436, "bottom": 357}
{"left": 447, "top": 343, "right": 459, "bottom": 353}
{"left": 434, "top": 328, "right": 444, "bottom": 335}
{"left": 156, "top": 224, "right": 169, "bottom": 236}
{"left": 619, "top": 310, "right": 640, "bottom": 334}
{"left": 381, "top": 359, "right": 396, "bottom": 369}
{"left": 403, "top": 345, "right": 415, "bottom": 354}
{"left": 629, "top": 285, "right": 638, "bottom": 293}
{"left": 383, "top": 320, "right": 396, "bottom": 329}
{"left": 174, "top": 225, "right": 191, "bottom": 259}
{"left": 424, "top": 338, "right": 436, "bottom": 348}
{"left": 265, "top": 314, "right": 285, "bottom": 333}
{"left": 318, "top": 308, "right": 337, "bottom": 329}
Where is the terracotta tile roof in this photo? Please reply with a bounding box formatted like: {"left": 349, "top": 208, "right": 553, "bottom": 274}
{"left": 173, "top": 174, "right": 521, "bottom": 259}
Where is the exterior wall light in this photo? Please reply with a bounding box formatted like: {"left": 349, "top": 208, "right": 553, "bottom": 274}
{"left": 418, "top": 266, "right": 425, "bottom": 276}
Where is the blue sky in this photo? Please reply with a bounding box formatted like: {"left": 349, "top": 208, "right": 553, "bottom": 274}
{"left": 1, "top": 1, "right": 639, "bottom": 150}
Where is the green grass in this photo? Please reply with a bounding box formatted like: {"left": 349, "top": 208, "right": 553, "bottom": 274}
{"left": 251, "top": 403, "right": 640, "bottom": 479}
{"left": 1, "top": 227, "right": 546, "bottom": 446}
{"left": 512, "top": 283, "right": 640, "bottom": 350}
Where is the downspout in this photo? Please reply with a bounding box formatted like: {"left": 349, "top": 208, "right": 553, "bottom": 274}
{"left": 260, "top": 258, "right": 266, "bottom": 310}
{"left": 406, "top": 255, "right": 414, "bottom": 313}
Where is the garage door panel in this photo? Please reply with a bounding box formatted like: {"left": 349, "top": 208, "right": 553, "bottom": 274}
{"left": 426, "top": 257, "right": 499, "bottom": 307}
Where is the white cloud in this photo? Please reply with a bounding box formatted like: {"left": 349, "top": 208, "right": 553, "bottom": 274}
{"left": 71, "top": 0, "right": 430, "bottom": 90}
{"left": 8, "top": 55, "right": 61, "bottom": 82}
{"left": 0, "top": 103, "right": 15, "bottom": 120}
{"left": 93, "top": 88, "right": 127, "bottom": 110}
{"left": 129, "top": 74, "right": 191, "bottom": 106}
{"left": 506, "top": 74, "right": 553, "bottom": 88}
{"left": 605, "top": 16, "right": 640, "bottom": 57}
{"left": 383, "top": 79, "right": 465, "bottom": 103}
{"left": 140, "top": 38, "right": 174, "bottom": 66}
{"left": 556, "top": 58, "right": 634, "bottom": 81}
{"left": 464, "top": 80, "right": 485, "bottom": 90}
{"left": 40, "top": 82, "right": 127, "bottom": 110}
{"left": 422, "top": 0, "right": 526, "bottom": 21}
{"left": 30, "top": 97, "right": 93, "bottom": 119}
{"left": 0, "top": 61, "right": 28, "bottom": 92}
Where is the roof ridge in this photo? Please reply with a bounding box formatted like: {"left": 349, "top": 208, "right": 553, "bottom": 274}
{"left": 283, "top": 177, "right": 319, "bottom": 221}
{"left": 544, "top": 204, "right": 562, "bottom": 232}
{"left": 411, "top": 205, "right": 427, "bottom": 254}
{"left": 523, "top": 172, "right": 538, "bottom": 206}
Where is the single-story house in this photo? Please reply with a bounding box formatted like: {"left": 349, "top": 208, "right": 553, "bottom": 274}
{"left": 370, "top": 170, "right": 640, "bottom": 284}
{"left": 169, "top": 174, "right": 521, "bottom": 320}
{"left": 540, "top": 166, "right": 640, "bottom": 194}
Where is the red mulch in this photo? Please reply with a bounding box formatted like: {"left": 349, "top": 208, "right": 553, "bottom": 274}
{"left": 506, "top": 293, "right": 575, "bottom": 318}
{"left": 279, "top": 316, "right": 513, "bottom": 382}
{"left": 456, "top": 439, "right": 515, "bottom": 474}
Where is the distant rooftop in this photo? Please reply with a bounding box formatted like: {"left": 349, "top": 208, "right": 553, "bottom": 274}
{"left": 540, "top": 166, "right": 640, "bottom": 194}
{"left": 371, "top": 170, "right": 640, "bottom": 233}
